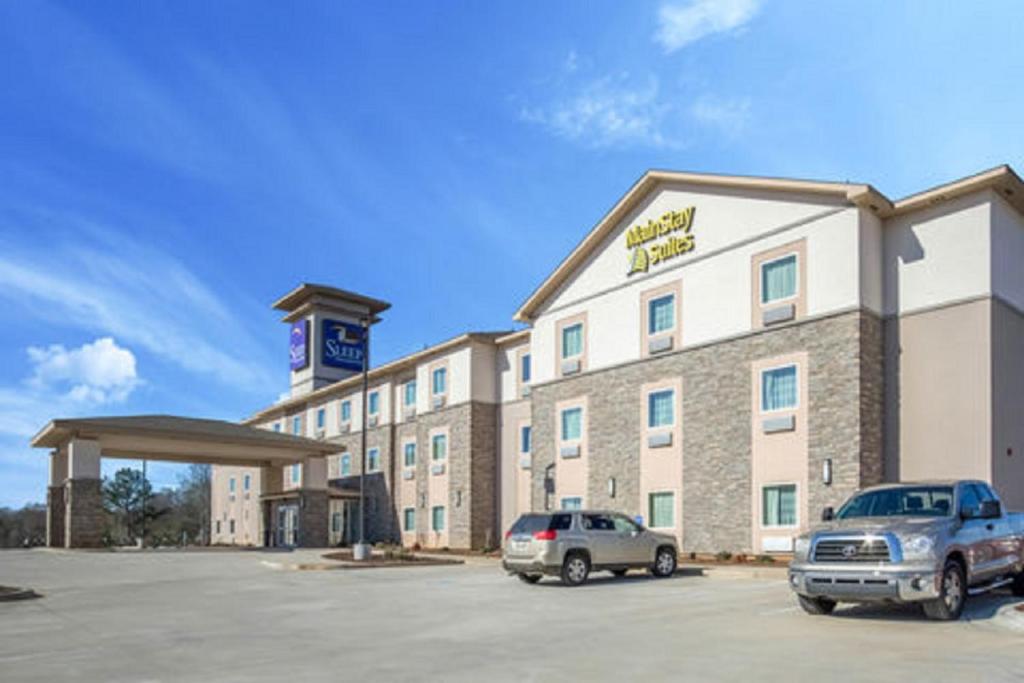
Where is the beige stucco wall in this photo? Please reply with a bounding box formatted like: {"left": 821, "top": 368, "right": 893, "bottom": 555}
{"left": 991, "top": 298, "right": 1024, "bottom": 510}
{"left": 639, "top": 377, "right": 683, "bottom": 546}
{"left": 426, "top": 425, "right": 450, "bottom": 547}
{"left": 554, "top": 395, "right": 588, "bottom": 508}
{"left": 885, "top": 299, "right": 992, "bottom": 483}
{"left": 210, "top": 465, "right": 261, "bottom": 545}
{"left": 498, "top": 399, "right": 531, "bottom": 533}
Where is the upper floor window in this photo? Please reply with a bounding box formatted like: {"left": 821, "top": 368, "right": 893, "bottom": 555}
{"left": 273, "top": 422, "right": 281, "bottom": 433}
{"left": 432, "top": 367, "right": 447, "bottom": 395}
{"left": 368, "top": 448, "right": 381, "bottom": 472}
{"left": 291, "top": 416, "right": 301, "bottom": 435}
{"left": 520, "top": 425, "right": 532, "bottom": 453}
{"left": 648, "top": 294, "right": 676, "bottom": 335}
{"left": 368, "top": 391, "right": 379, "bottom": 415}
{"left": 432, "top": 433, "right": 448, "bottom": 461}
{"left": 316, "top": 408, "right": 325, "bottom": 430}
{"left": 404, "top": 381, "right": 416, "bottom": 406}
{"left": 561, "top": 407, "right": 582, "bottom": 441}
{"left": 562, "top": 323, "right": 583, "bottom": 359}
{"left": 404, "top": 442, "right": 416, "bottom": 468}
{"left": 521, "top": 353, "right": 531, "bottom": 383}
{"left": 340, "top": 400, "right": 352, "bottom": 423}
{"left": 340, "top": 452, "right": 351, "bottom": 476}
{"left": 761, "top": 365, "right": 798, "bottom": 412}
{"left": 761, "top": 254, "right": 798, "bottom": 304}
{"left": 228, "top": 477, "right": 236, "bottom": 493}
{"left": 290, "top": 464, "right": 300, "bottom": 483}
{"left": 243, "top": 474, "right": 251, "bottom": 491}
{"left": 648, "top": 389, "right": 675, "bottom": 429}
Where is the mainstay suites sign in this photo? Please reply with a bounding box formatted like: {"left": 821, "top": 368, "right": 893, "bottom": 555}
{"left": 626, "top": 206, "right": 696, "bottom": 275}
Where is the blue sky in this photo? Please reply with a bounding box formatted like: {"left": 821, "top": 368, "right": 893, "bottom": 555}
{"left": 1, "top": 1, "right": 1023, "bottom": 506}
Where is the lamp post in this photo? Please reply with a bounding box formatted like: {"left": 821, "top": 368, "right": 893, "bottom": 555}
{"left": 352, "top": 317, "right": 372, "bottom": 561}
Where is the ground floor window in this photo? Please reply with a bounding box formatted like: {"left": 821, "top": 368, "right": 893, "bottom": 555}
{"left": 215, "top": 520, "right": 221, "bottom": 534}
{"left": 431, "top": 506, "right": 445, "bottom": 532}
{"left": 560, "top": 496, "right": 582, "bottom": 510}
{"left": 404, "top": 508, "right": 415, "bottom": 531}
{"left": 763, "top": 484, "right": 797, "bottom": 527}
{"left": 368, "top": 448, "right": 380, "bottom": 472}
{"left": 331, "top": 512, "right": 341, "bottom": 533}
{"left": 648, "top": 492, "right": 675, "bottom": 528}
{"left": 229, "top": 519, "right": 235, "bottom": 534}
{"left": 340, "top": 453, "right": 351, "bottom": 476}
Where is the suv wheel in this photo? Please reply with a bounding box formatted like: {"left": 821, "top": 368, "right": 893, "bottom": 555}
{"left": 797, "top": 595, "right": 836, "bottom": 615}
{"left": 517, "top": 573, "right": 541, "bottom": 585}
{"left": 1012, "top": 571, "right": 1024, "bottom": 597}
{"left": 651, "top": 547, "right": 677, "bottom": 578}
{"left": 923, "top": 559, "right": 966, "bottom": 621}
{"left": 560, "top": 552, "right": 590, "bottom": 587}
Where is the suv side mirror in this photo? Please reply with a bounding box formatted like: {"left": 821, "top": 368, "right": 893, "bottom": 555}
{"left": 821, "top": 506, "right": 834, "bottom": 522}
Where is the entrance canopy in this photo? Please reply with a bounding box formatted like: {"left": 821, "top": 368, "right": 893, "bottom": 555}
{"left": 31, "top": 415, "right": 338, "bottom": 467}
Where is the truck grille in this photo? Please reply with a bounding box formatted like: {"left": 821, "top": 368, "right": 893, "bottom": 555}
{"left": 813, "top": 538, "right": 891, "bottom": 563}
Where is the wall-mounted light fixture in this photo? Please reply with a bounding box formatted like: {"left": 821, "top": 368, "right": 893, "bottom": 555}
{"left": 822, "top": 458, "right": 833, "bottom": 486}
{"left": 607, "top": 477, "right": 616, "bottom": 498}
{"left": 419, "top": 493, "right": 426, "bottom": 508}
{"left": 456, "top": 490, "right": 463, "bottom": 507}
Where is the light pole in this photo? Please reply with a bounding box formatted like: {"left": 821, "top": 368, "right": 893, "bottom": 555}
{"left": 352, "top": 317, "right": 372, "bottom": 561}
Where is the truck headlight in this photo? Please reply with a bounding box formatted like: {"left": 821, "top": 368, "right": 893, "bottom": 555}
{"left": 793, "top": 535, "right": 811, "bottom": 561}
{"left": 901, "top": 535, "right": 934, "bottom": 559}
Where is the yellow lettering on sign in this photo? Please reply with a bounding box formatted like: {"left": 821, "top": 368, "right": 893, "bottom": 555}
{"left": 625, "top": 207, "right": 696, "bottom": 275}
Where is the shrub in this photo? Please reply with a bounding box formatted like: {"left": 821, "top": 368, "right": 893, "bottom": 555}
{"left": 714, "top": 550, "right": 733, "bottom": 562}
{"left": 754, "top": 554, "right": 776, "bottom": 564}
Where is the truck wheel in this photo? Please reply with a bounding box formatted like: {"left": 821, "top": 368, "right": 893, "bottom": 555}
{"left": 1011, "top": 571, "right": 1024, "bottom": 597}
{"left": 923, "top": 560, "right": 966, "bottom": 621}
{"left": 651, "top": 547, "right": 677, "bottom": 578}
{"left": 560, "top": 552, "right": 590, "bottom": 587}
{"left": 517, "top": 573, "right": 542, "bottom": 584}
{"left": 797, "top": 595, "right": 836, "bottom": 615}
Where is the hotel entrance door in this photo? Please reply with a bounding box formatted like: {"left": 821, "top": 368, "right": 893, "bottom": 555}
{"left": 276, "top": 504, "right": 299, "bottom": 547}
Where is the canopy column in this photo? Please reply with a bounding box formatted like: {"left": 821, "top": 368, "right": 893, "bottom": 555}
{"left": 297, "top": 456, "right": 329, "bottom": 547}
{"left": 46, "top": 449, "right": 68, "bottom": 547}
{"left": 65, "top": 438, "right": 104, "bottom": 548}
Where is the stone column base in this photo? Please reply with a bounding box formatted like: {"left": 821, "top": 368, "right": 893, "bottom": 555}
{"left": 65, "top": 479, "right": 105, "bottom": 548}
{"left": 297, "top": 490, "right": 329, "bottom": 548}
{"left": 47, "top": 485, "right": 66, "bottom": 548}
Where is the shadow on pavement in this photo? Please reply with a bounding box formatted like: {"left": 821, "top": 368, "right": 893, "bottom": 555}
{"left": 830, "top": 591, "right": 1023, "bottom": 623}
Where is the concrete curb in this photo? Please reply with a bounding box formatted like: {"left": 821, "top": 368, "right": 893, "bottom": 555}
{"left": 681, "top": 563, "right": 789, "bottom": 581}
{"left": 995, "top": 603, "right": 1024, "bottom": 633}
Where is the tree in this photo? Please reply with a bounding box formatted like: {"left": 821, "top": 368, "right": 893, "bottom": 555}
{"left": 0, "top": 504, "right": 47, "bottom": 548}
{"left": 177, "top": 465, "right": 211, "bottom": 546}
{"left": 102, "top": 467, "right": 155, "bottom": 543}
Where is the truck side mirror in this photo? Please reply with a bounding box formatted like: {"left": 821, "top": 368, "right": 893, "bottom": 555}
{"left": 821, "top": 506, "right": 834, "bottom": 521}
{"left": 979, "top": 500, "right": 1001, "bottom": 519}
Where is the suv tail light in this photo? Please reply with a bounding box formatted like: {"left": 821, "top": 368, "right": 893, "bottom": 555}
{"left": 533, "top": 529, "right": 557, "bottom": 541}
{"left": 504, "top": 530, "right": 512, "bottom": 540}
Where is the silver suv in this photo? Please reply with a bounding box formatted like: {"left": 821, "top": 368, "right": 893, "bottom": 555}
{"left": 502, "top": 510, "right": 678, "bottom": 586}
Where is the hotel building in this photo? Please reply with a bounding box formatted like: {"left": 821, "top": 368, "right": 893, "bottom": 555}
{"left": 211, "top": 165, "right": 1024, "bottom": 554}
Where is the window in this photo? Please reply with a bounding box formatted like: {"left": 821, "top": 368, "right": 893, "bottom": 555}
{"left": 561, "top": 497, "right": 583, "bottom": 511}
{"left": 368, "top": 392, "right": 379, "bottom": 415}
{"left": 648, "top": 294, "right": 675, "bottom": 334}
{"left": 228, "top": 477, "right": 236, "bottom": 493}
{"left": 520, "top": 425, "right": 532, "bottom": 453}
{"left": 761, "top": 365, "right": 798, "bottom": 412}
{"left": 648, "top": 389, "right": 675, "bottom": 428}
{"left": 432, "top": 367, "right": 447, "bottom": 395}
{"left": 273, "top": 423, "right": 281, "bottom": 433}
{"left": 340, "top": 453, "right": 351, "bottom": 476}
{"left": 243, "top": 474, "right": 251, "bottom": 491}
{"left": 291, "top": 464, "right": 300, "bottom": 483}
{"left": 332, "top": 512, "right": 341, "bottom": 533}
{"left": 432, "top": 434, "right": 447, "bottom": 461}
{"left": 521, "top": 353, "right": 531, "bottom": 383}
{"left": 404, "top": 442, "right": 416, "bottom": 468}
{"left": 404, "top": 508, "right": 416, "bottom": 531}
{"left": 761, "top": 254, "right": 798, "bottom": 304}
{"left": 431, "top": 506, "right": 446, "bottom": 532}
{"left": 649, "top": 492, "right": 675, "bottom": 528}
{"left": 561, "top": 323, "right": 583, "bottom": 358}
{"left": 316, "top": 408, "right": 325, "bottom": 429}
{"left": 368, "top": 448, "right": 380, "bottom": 472}
{"left": 404, "top": 381, "right": 416, "bottom": 406}
{"left": 292, "top": 416, "right": 301, "bottom": 435}
{"left": 215, "top": 520, "right": 221, "bottom": 534}
{"left": 340, "top": 400, "right": 351, "bottom": 423}
{"left": 561, "top": 407, "right": 582, "bottom": 441}
{"left": 229, "top": 519, "right": 235, "bottom": 534}
{"left": 763, "top": 484, "right": 797, "bottom": 527}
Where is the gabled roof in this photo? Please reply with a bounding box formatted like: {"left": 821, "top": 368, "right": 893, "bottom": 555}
{"left": 512, "top": 165, "right": 1024, "bottom": 322}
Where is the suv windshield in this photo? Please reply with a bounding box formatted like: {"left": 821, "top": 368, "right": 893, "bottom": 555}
{"left": 836, "top": 486, "right": 954, "bottom": 519}
{"left": 510, "top": 514, "right": 572, "bottom": 534}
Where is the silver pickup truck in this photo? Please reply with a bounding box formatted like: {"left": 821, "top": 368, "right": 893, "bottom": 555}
{"left": 789, "top": 480, "right": 1024, "bottom": 620}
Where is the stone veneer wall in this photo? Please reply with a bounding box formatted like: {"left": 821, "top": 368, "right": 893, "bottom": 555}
{"left": 469, "top": 401, "right": 498, "bottom": 549}
{"left": 47, "top": 485, "right": 65, "bottom": 548}
{"left": 417, "top": 402, "right": 474, "bottom": 549}
{"left": 297, "top": 490, "right": 329, "bottom": 547}
{"left": 64, "top": 479, "right": 104, "bottom": 548}
{"left": 530, "top": 309, "right": 882, "bottom": 555}
{"left": 329, "top": 423, "right": 396, "bottom": 543}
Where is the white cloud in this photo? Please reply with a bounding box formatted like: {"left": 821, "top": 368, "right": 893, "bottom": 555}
{"left": 27, "top": 337, "right": 139, "bottom": 404}
{"left": 521, "top": 74, "right": 677, "bottom": 149}
{"left": 655, "top": 0, "right": 761, "bottom": 53}
{"left": 564, "top": 50, "right": 579, "bottom": 74}
{"left": 690, "top": 95, "right": 752, "bottom": 137}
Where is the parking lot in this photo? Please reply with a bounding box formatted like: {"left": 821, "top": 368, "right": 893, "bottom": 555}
{"left": 1, "top": 550, "right": 1022, "bottom": 682}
